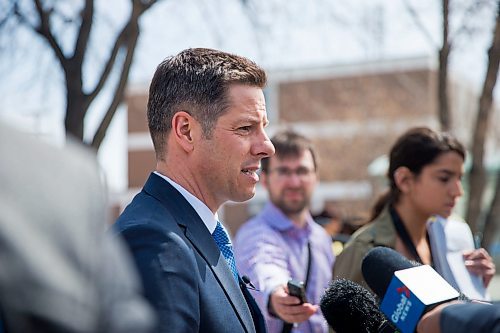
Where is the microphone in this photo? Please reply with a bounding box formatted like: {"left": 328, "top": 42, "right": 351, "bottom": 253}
{"left": 320, "top": 278, "right": 398, "bottom": 333}
{"left": 361, "top": 246, "right": 416, "bottom": 297}
{"left": 362, "top": 247, "right": 460, "bottom": 333}
{"left": 241, "top": 275, "right": 259, "bottom": 291}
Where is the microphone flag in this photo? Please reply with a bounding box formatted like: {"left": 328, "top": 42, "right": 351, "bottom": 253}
{"left": 380, "top": 265, "right": 459, "bottom": 333}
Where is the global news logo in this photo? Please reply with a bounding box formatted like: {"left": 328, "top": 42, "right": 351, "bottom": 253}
{"left": 391, "top": 286, "right": 412, "bottom": 323}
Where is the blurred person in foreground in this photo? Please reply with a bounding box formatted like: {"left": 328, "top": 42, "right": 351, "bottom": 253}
{"left": 234, "top": 129, "right": 334, "bottom": 333}
{"left": 0, "top": 121, "right": 154, "bottom": 333}
{"left": 114, "top": 48, "right": 274, "bottom": 332}
{"left": 333, "top": 127, "right": 495, "bottom": 294}
{"left": 417, "top": 300, "right": 500, "bottom": 333}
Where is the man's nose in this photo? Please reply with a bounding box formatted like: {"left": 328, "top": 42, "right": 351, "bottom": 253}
{"left": 254, "top": 128, "right": 275, "bottom": 158}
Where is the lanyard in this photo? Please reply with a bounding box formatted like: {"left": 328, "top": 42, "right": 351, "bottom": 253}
{"left": 281, "top": 241, "right": 311, "bottom": 333}
{"left": 389, "top": 205, "right": 432, "bottom": 266}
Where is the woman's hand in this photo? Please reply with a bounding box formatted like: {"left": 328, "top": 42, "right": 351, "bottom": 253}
{"left": 463, "top": 248, "right": 496, "bottom": 287}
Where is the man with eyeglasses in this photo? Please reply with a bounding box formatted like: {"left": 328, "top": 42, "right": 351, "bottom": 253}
{"left": 234, "top": 129, "right": 334, "bottom": 333}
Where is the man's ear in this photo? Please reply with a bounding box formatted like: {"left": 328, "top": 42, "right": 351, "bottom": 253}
{"left": 394, "top": 166, "right": 413, "bottom": 193}
{"left": 172, "top": 111, "right": 195, "bottom": 152}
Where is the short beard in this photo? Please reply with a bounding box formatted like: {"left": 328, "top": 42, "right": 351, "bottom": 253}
{"left": 271, "top": 196, "right": 309, "bottom": 217}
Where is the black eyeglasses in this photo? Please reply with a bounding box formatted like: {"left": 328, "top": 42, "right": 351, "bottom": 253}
{"left": 268, "top": 166, "right": 315, "bottom": 180}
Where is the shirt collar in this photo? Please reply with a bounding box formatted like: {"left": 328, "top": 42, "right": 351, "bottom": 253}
{"left": 261, "top": 202, "right": 313, "bottom": 235}
{"left": 154, "top": 171, "right": 218, "bottom": 233}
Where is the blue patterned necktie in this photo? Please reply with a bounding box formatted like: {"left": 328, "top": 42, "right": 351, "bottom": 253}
{"left": 212, "top": 221, "right": 239, "bottom": 282}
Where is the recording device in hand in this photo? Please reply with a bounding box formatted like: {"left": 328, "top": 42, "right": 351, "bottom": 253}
{"left": 362, "top": 247, "right": 460, "bottom": 333}
{"left": 319, "top": 278, "right": 398, "bottom": 333}
{"left": 287, "top": 279, "right": 307, "bottom": 304}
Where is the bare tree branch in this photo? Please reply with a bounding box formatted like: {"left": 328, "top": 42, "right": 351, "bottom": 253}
{"left": 86, "top": 0, "right": 157, "bottom": 109}
{"left": 482, "top": 168, "right": 500, "bottom": 248}
{"left": 86, "top": 20, "right": 131, "bottom": 105}
{"left": 72, "top": 0, "right": 94, "bottom": 63}
{"left": 91, "top": 24, "right": 140, "bottom": 149}
{"left": 90, "top": 0, "right": 158, "bottom": 149}
{"left": 239, "top": 0, "right": 265, "bottom": 61}
{"left": 438, "top": 0, "right": 451, "bottom": 131}
{"left": 33, "top": 0, "right": 67, "bottom": 68}
{"left": 402, "top": 0, "right": 439, "bottom": 48}
{"left": 138, "top": 0, "right": 158, "bottom": 11}
{"left": 1, "top": 0, "right": 161, "bottom": 146}
{"left": 450, "top": 0, "right": 491, "bottom": 42}
{"left": 0, "top": 1, "right": 18, "bottom": 29}
{"left": 467, "top": 1, "right": 500, "bottom": 235}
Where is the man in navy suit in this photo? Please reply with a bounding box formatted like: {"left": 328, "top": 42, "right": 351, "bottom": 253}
{"left": 114, "top": 48, "right": 275, "bottom": 332}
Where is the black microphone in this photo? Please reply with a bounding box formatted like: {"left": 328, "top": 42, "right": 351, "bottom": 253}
{"left": 361, "top": 246, "right": 416, "bottom": 298}
{"left": 241, "top": 275, "right": 259, "bottom": 291}
{"left": 320, "top": 278, "right": 398, "bottom": 333}
{"left": 361, "top": 247, "right": 460, "bottom": 333}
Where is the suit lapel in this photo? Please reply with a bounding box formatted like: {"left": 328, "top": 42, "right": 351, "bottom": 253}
{"left": 183, "top": 223, "right": 256, "bottom": 333}
{"left": 240, "top": 279, "right": 267, "bottom": 333}
{"left": 143, "top": 173, "right": 256, "bottom": 333}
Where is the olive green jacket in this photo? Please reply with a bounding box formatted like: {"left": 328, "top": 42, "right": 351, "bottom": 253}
{"left": 332, "top": 206, "right": 396, "bottom": 290}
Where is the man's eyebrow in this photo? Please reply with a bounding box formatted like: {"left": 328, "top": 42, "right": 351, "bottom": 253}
{"left": 237, "top": 115, "right": 269, "bottom": 127}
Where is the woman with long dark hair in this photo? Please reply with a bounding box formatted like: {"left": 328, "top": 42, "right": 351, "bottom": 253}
{"left": 333, "top": 127, "right": 495, "bottom": 293}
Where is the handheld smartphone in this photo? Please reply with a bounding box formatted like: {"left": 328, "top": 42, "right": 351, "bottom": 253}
{"left": 287, "top": 279, "right": 307, "bottom": 304}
